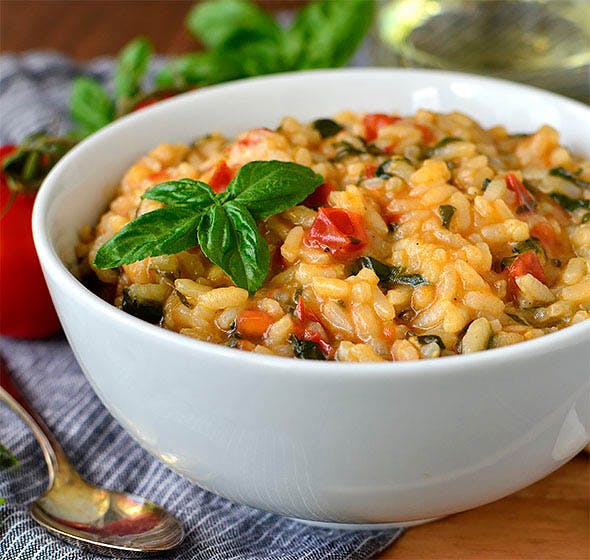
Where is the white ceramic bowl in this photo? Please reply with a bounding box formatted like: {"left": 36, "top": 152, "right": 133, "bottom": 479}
{"left": 33, "top": 69, "right": 590, "bottom": 527}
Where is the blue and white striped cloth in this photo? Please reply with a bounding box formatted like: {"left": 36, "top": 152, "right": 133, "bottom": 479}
{"left": 0, "top": 53, "right": 402, "bottom": 559}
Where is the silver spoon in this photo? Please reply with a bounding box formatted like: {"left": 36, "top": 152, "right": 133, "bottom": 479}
{"left": 0, "top": 357, "right": 184, "bottom": 557}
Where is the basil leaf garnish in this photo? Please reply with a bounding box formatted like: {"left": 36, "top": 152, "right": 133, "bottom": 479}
{"left": 228, "top": 160, "right": 322, "bottom": 219}
{"left": 143, "top": 179, "right": 216, "bottom": 209}
{"left": 94, "top": 207, "right": 201, "bottom": 270}
{"left": 94, "top": 160, "right": 322, "bottom": 294}
{"left": 198, "top": 202, "right": 270, "bottom": 294}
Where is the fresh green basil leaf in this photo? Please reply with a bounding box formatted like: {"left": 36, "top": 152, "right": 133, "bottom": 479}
{"left": 550, "top": 193, "right": 590, "bottom": 212}
{"left": 114, "top": 36, "right": 153, "bottom": 101}
{"left": 226, "top": 161, "right": 323, "bottom": 219}
{"left": 313, "top": 118, "right": 343, "bottom": 138}
{"left": 70, "top": 77, "right": 114, "bottom": 137}
{"left": 287, "top": 0, "right": 375, "bottom": 68}
{"left": 439, "top": 205, "right": 456, "bottom": 229}
{"left": 197, "top": 202, "right": 269, "bottom": 293}
{"left": 94, "top": 208, "right": 201, "bottom": 269}
{"left": 155, "top": 51, "right": 245, "bottom": 88}
{"left": 143, "top": 179, "right": 216, "bottom": 209}
{"left": 186, "top": 0, "right": 282, "bottom": 51}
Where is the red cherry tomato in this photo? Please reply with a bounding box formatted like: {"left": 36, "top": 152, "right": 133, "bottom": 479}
{"left": 209, "top": 161, "right": 234, "bottom": 194}
{"left": 505, "top": 173, "right": 536, "bottom": 213}
{"left": 507, "top": 250, "right": 547, "bottom": 302}
{"left": 0, "top": 145, "right": 61, "bottom": 338}
{"left": 235, "top": 309, "right": 274, "bottom": 339}
{"left": 305, "top": 207, "right": 367, "bottom": 258}
{"left": 363, "top": 113, "right": 400, "bottom": 142}
{"left": 302, "top": 182, "right": 334, "bottom": 209}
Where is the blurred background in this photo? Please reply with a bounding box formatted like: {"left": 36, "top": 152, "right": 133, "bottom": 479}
{"left": 2, "top": 0, "right": 588, "bottom": 102}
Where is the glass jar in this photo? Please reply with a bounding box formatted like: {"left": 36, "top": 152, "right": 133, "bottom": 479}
{"left": 371, "top": 0, "right": 590, "bottom": 102}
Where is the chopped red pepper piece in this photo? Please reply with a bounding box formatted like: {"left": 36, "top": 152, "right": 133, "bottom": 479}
{"left": 507, "top": 250, "right": 547, "bottom": 301}
{"left": 305, "top": 207, "right": 367, "bottom": 258}
{"left": 530, "top": 221, "right": 564, "bottom": 258}
{"left": 302, "top": 182, "right": 335, "bottom": 209}
{"left": 363, "top": 113, "right": 401, "bottom": 142}
{"left": 209, "top": 161, "right": 234, "bottom": 193}
{"left": 505, "top": 173, "right": 536, "bottom": 213}
{"left": 236, "top": 309, "right": 275, "bottom": 338}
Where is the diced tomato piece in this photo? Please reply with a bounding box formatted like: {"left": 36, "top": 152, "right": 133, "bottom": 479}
{"left": 302, "top": 182, "right": 335, "bottom": 209}
{"left": 147, "top": 170, "right": 169, "bottom": 183}
{"left": 363, "top": 113, "right": 401, "bottom": 142}
{"left": 530, "top": 221, "right": 564, "bottom": 257}
{"left": 507, "top": 250, "right": 547, "bottom": 301}
{"left": 302, "top": 329, "right": 334, "bottom": 358}
{"left": 505, "top": 173, "right": 536, "bottom": 212}
{"left": 365, "top": 165, "right": 377, "bottom": 178}
{"left": 414, "top": 124, "right": 434, "bottom": 145}
{"left": 209, "top": 161, "right": 234, "bottom": 193}
{"left": 294, "top": 296, "right": 333, "bottom": 357}
{"left": 236, "top": 309, "right": 274, "bottom": 338}
{"left": 305, "top": 207, "right": 367, "bottom": 258}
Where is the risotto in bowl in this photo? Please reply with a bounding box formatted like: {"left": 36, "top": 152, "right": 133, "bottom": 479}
{"left": 33, "top": 70, "right": 590, "bottom": 526}
{"left": 79, "top": 109, "right": 590, "bottom": 362}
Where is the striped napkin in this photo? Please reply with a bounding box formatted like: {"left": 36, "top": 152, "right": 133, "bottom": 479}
{"left": 0, "top": 52, "right": 403, "bottom": 559}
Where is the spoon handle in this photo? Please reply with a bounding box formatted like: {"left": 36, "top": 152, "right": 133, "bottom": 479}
{"left": 0, "top": 355, "right": 74, "bottom": 487}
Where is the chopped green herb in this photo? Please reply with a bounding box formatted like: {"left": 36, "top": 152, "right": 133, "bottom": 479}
{"left": 0, "top": 444, "right": 18, "bottom": 469}
{"left": 482, "top": 178, "right": 491, "bottom": 191}
{"left": 290, "top": 335, "right": 326, "bottom": 360}
{"left": 375, "top": 157, "right": 410, "bottom": 179}
{"left": 550, "top": 193, "right": 590, "bottom": 212}
{"left": 439, "top": 205, "right": 456, "bottom": 229}
{"left": 500, "top": 256, "right": 516, "bottom": 270}
{"left": 333, "top": 140, "right": 364, "bottom": 160}
{"left": 426, "top": 137, "right": 461, "bottom": 158}
{"left": 95, "top": 161, "right": 323, "bottom": 293}
{"left": 582, "top": 213, "right": 590, "bottom": 224}
{"left": 417, "top": 335, "right": 446, "bottom": 349}
{"left": 350, "top": 256, "right": 391, "bottom": 283}
{"left": 549, "top": 167, "right": 590, "bottom": 189}
{"left": 332, "top": 137, "right": 384, "bottom": 160}
{"left": 351, "top": 258, "right": 427, "bottom": 288}
{"left": 313, "top": 118, "right": 343, "bottom": 138}
{"left": 513, "top": 238, "right": 542, "bottom": 255}
{"left": 121, "top": 290, "right": 164, "bottom": 324}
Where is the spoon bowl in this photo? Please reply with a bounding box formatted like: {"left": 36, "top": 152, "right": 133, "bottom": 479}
{"left": 0, "top": 358, "right": 184, "bottom": 557}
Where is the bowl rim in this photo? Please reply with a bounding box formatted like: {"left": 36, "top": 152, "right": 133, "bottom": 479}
{"left": 32, "top": 67, "right": 590, "bottom": 378}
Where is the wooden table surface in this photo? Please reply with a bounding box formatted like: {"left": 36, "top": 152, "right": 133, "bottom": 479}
{"left": 1, "top": 2, "right": 589, "bottom": 558}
